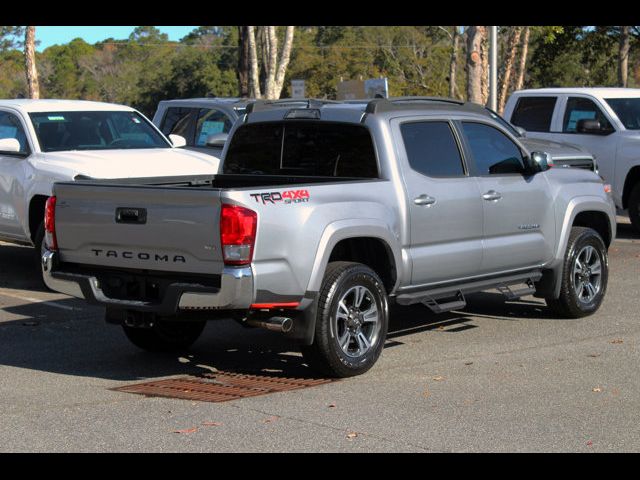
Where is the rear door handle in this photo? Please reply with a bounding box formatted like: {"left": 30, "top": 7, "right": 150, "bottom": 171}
{"left": 414, "top": 194, "right": 436, "bottom": 206}
{"left": 482, "top": 190, "right": 502, "bottom": 201}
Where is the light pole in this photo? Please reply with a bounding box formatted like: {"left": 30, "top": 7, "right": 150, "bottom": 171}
{"left": 489, "top": 26, "right": 498, "bottom": 110}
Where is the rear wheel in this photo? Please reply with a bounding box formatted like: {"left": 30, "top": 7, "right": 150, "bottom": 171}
{"left": 301, "top": 262, "right": 389, "bottom": 378}
{"left": 628, "top": 183, "right": 640, "bottom": 233}
{"left": 122, "top": 320, "right": 206, "bottom": 353}
{"left": 546, "top": 227, "right": 608, "bottom": 318}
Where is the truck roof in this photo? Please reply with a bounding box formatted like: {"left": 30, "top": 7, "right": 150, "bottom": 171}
{"left": 0, "top": 99, "right": 136, "bottom": 113}
{"left": 511, "top": 87, "right": 640, "bottom": 99}
{"left": 244, "top": 97, "right": 494, "bottom": 124}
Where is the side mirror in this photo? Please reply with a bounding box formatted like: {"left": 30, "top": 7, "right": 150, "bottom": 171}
{"left": 576, "top": 119, "right": 602, "bottom": 134}
{"left": 206, "top": 133, "right": 228, "bottom": 148}
{"left": 529, "top": 151, "right": 553, "bottom": 173}
{"left": 168, "top": 134, "right": 187, "bottom": 148}
{"left": 0, "top": 138, "right": 23, "bottom": 155}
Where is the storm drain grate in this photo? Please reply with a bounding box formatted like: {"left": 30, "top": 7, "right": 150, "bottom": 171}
{"left": 112, "top": 371, "right": 335, "bottom": 403}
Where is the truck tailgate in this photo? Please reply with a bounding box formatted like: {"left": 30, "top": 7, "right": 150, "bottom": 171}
{"left": 53, "top": 183, "right": 224, "bottom": 275}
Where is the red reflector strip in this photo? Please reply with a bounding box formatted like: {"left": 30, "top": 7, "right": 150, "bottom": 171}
{"left": 250, "top": 302, "right": 300, "bottom": 310}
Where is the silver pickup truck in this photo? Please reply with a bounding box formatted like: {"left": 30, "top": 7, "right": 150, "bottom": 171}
{"left": 42, "top": 97, "right": 617, "bottom": 377}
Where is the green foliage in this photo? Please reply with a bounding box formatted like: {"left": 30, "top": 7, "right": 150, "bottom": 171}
{"left": 0, "top": 25, "right": 637, "bottom": 113}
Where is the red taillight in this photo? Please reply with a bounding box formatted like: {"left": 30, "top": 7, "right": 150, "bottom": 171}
{"left": 220, "top": 204, "right": 257, "bottom": 266}
{"left": 44, "top": 196, "right": 57, "bottom": 251}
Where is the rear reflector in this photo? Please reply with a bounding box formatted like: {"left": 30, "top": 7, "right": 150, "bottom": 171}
{"left": 250, "top": 302, "right": 300, "bottom": 310}
{"left": 44, "top": 196, "right": 57, "bottom": 251}
{"left": 220, "top": 204, "right": 257, "bottom": 266}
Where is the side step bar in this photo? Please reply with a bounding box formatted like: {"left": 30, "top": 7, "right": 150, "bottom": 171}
{"left": 396, "top": 270, "right": 543, "bottom": 310}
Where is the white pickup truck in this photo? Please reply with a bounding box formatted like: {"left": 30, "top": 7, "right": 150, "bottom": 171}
{"left": 504, "top": 88, "right": 640, "bottom": 231}
{"left": 0, "top": 99, "right": 220, "bottom": 262}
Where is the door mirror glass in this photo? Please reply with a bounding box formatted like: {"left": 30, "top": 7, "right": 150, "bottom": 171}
{"left": 206, "top": 133, "right": 228, "bottom": 148}
{"left": 168, "top": 134, "right": 187, "bottom": 148}
{"left": 529, "top": 151, "right": 552, "bottom": 173}
{"left": 0, "top": 137, "right": 22, "bottom": 154}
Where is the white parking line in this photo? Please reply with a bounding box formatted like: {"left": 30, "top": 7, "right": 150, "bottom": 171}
{"left": 0, "top": 290, "right": 78, "bottom": 311}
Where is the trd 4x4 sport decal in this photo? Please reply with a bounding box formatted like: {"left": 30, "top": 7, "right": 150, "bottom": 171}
{"left": 250, "top": 190, "right": 310, "bottom": 205}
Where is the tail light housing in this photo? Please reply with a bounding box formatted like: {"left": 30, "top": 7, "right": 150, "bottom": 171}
{"left": 220, "top": 204, "right": 257, "bottom": 266}
{"left": 44, "top": 196, "right": 57, "bottom": 251}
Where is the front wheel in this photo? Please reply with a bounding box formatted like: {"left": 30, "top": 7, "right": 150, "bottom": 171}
{"left": 122, "top": 320, "right": 206, "bottom": 353}
{"left": 301, "top": 262, "right": 389, "bottom": 378}
{"left": 546, "top": 227, "right": 608, "bottom": 318}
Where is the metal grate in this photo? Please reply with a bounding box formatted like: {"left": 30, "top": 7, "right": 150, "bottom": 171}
{"left": 113, "top": 371, "right": 335, "bottom": 403}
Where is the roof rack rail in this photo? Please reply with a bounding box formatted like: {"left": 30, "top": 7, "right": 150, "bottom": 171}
{"left": 245, "top": 98, "right": 341, "bottom": 114}
{"left": 365, "top": 96, "right": 466, "bottom": 114}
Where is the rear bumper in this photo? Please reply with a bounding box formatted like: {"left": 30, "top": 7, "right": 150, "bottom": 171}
{"left": 42, "top": 250, "right": 254, "bottom": 314}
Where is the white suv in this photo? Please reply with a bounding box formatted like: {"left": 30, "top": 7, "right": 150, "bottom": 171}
{"left": 0, "top": 99, "right": 221, "bottom": 260}
{"left": 504, "top": 88, "right": 640, "bottom": 231}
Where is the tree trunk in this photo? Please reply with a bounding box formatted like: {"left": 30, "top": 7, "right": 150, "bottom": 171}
{"left": 619, "top": 26, "right": 630, "bottom": 87}
{"left": 498, "top": 27, "right": 522, "bottom": 114}
{"left": 449, "top": 26, "right": 459, "bottom": 98}
{"left": 480, "top": 26, "right": 489, "bottom": 105}
{"left": 247, "top": 26, "right": 262, "bottom": 99}
{"left": 466, "top": 26, "right": 484, "bottom": 104}
{"left": 24, "top": 26, "right": 40, "bottom": 99}
{"left": 273, "top": 26, "right": 295, "bottom": 99}
{"left": 514, "top": 26, "right": 531, "bottom": 91}
{"left": 237, "top": 26, "right": 250, "bottom": 98}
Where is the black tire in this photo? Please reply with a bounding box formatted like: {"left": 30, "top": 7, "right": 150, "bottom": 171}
{"left": 546, "top": 227, "right": 608, "bottom": 318}
{"left": 122, "top": 320, "right": 206, "bottom": 353}
{"left": 301, "top": 261, "right": 389, "bottom": 378}
{"left": 628, "top": 183, "right": 640, "bottom": 233}
{"left": 34, "top": 222, "right": 53, "bottom": 290}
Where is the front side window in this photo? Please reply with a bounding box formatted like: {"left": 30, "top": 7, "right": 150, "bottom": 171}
{"left": 462, "top": 122, "right": 525, "bottom": 175}
{"left": 30, "top": 111, "right": 170, "bottom": 152}
{"left": 400, "top": 121, "right": 465, "bottom": 177}
{"left": 605, "top": 97, "right": 640, "bottom": 130}
{"left": 563, "top": 97, "right": 613, "bottom": 133}
{"left": 160, "top": 107, "right": 195, "bottom": 142}
{"left": 0, "top": 112, "right": 30, "bottom": 154}
{"left": 224, "top": 121, "right": 378, "bottom": 178}
{"left": 510, "top": 96, "right": 557, "bottom": 132}
{"left": 195, "top": 108, "right": 234, "bottom": 147}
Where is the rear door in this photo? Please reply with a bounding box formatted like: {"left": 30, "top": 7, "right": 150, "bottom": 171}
{"left": 458, "top": 121, "right": 555, "bottom": 274}
{"left": 53, "top": 182, "right": 225, "bottom": 275}
{"left": 393, "top": 118, "right": 484, "bottom": 286}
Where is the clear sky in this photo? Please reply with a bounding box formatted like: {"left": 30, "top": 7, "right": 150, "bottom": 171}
{"left": 34, "top": 26, "right": 199, "bottom": 51}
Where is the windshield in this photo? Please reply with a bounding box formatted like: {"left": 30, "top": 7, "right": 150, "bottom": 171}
{"left": 29, "top": 111, "right": 170, "bottom": 152}
{"left": 605, "top": 98, "right": 640, "bottom": 130}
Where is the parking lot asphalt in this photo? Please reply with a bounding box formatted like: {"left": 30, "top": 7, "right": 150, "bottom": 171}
{"left": 0, "top": 218, "right": 639, "bottom": 452}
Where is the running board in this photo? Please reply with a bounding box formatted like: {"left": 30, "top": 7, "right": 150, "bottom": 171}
{"left": 396, "top": 270, "right": 543, "bottom": 307}
{"left": 421, "top": 291, "right": 466, "bottom": 314}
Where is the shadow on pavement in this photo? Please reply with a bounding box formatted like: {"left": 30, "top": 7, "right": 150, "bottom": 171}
{"left": 0, "top": 241, "right": 569, "bottom": 383}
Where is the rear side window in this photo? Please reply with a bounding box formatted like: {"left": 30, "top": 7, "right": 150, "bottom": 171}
{"left": 161, "top": 107, "right": 195, "bottom": 142}
{"left": 224, "top": 122, "right": 378, "bottom": 178}
{"left": 401, "top": 121, "right": 465, "bottom": 177}
{"left": 510, "top": 96, "right": 557, "bottom": 132}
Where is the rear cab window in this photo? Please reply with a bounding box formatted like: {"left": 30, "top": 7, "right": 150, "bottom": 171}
{"left": 223, "top": 122, "right": 378, "bottom": 178}
{"left": 510, "top": 96, "right": 557, "bottom": 132}
{"left": 400, "top": 121, "right": 466, "bottom": 177}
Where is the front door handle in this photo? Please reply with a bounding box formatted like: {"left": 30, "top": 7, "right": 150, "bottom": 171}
{"left": 414, "top": 194, "right": 436, "bottom": 206}
{"left": 482, "top": 190, "right": 502, "bottom": 201}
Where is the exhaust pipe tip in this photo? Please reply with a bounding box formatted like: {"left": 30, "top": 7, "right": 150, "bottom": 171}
{"left": 246, "top": 316, "right": 293, "bottom": 333}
